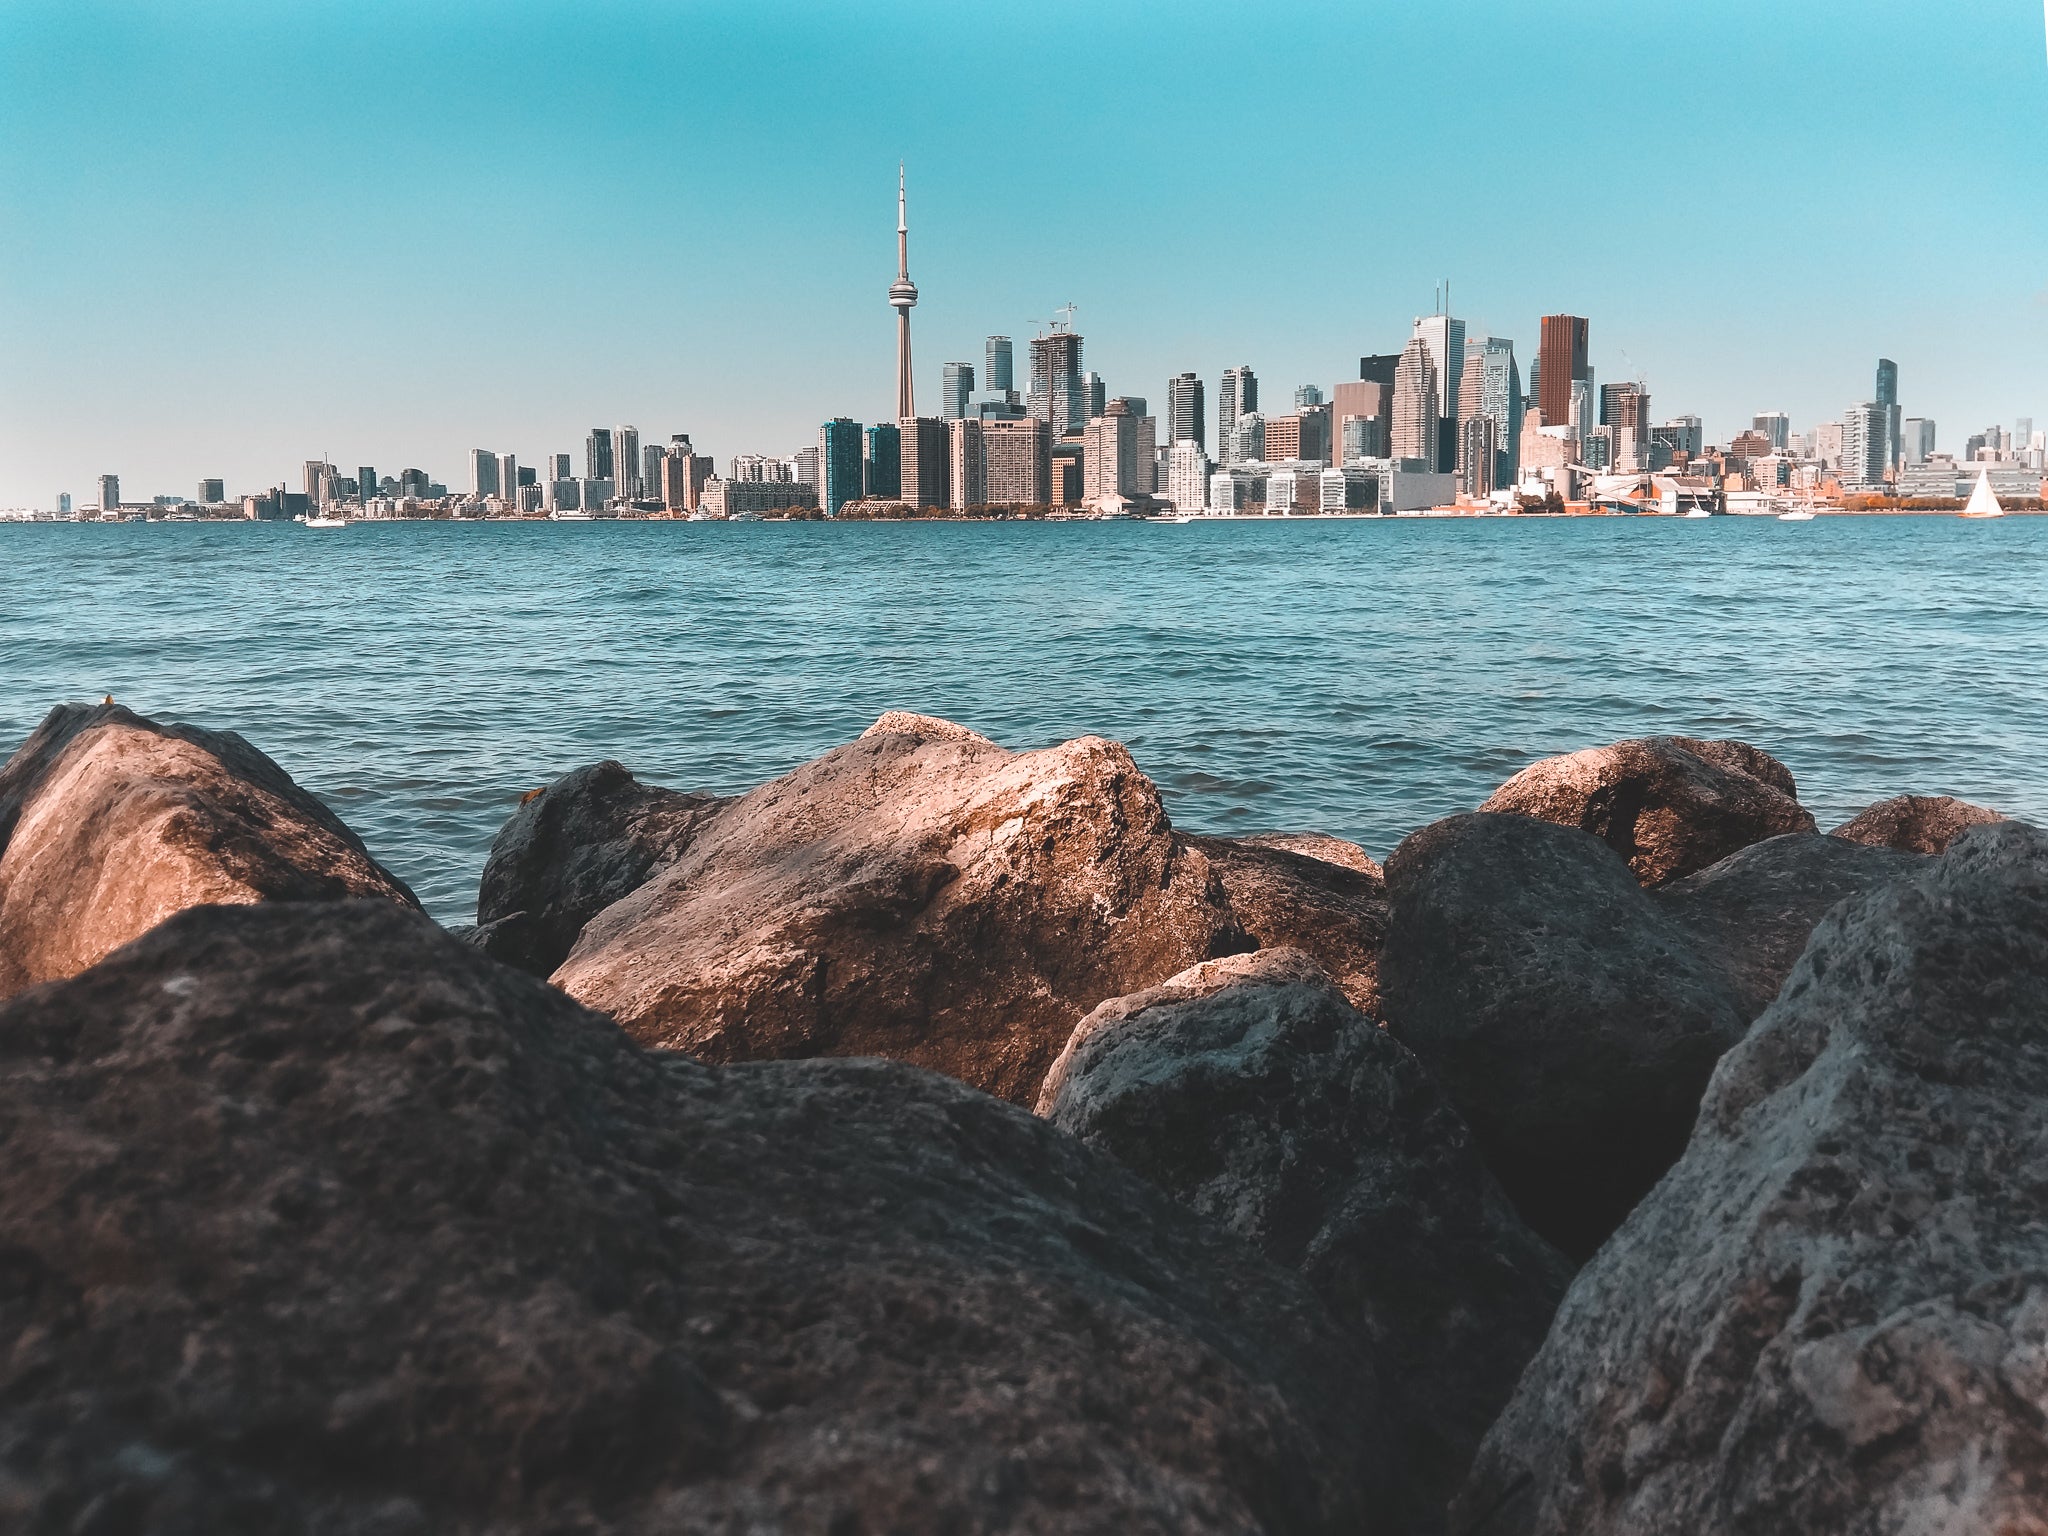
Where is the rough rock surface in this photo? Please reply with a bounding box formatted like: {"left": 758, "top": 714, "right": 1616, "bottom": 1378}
{"left": 1182, "top": 836, "right": 1388, "bottom": 1016}
{"left": 1041, "top": 948, "right": 1570, "bottom": 1535}
{"left": 555, "top": 712, "right": 1247, "bottom": 1105}
{"left": 1830, "top": 792, "right": 2004, "bottom": 854}
{"left": 1236, "top": 831, "right": 1384, "bottom": 878}
{"left": 1652, "top": 832, "right": 1922, "bottom": 1018}
{"left": 1379, "top": 813, "right": 1747, "bottom": 1260}
{"left": 1480, "top": 735, "right": 1816, "bottom": 886}
{"left": 0, "top": 701, "right": 417, "bottom": 999}
{"left": 475, "top": 759, "right": 728, "bottom": 975}
{"left": 1454, "top": 822, "right": 2048, "bottom": 1536}
{"left": 0, "top": 901, "right": 1383, "bottom": 1535}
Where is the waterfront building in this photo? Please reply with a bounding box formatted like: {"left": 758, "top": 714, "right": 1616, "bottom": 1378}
{"left": 1168, "top": 372, "right": 1205, "bottom": 451}
{"left": 1166, "top": 441, "right": 1209, "bottom": 513}
{"left": 947, "top": 418, "right": 986, "bottom": 508}
{"left": 1391, "top": 337, "right": 1439, "bottom": 466}
{"left": 1753, "top": 412, "right": 1790, "bottom": 452}
{"left": 1537, "top": 315, "right": 1589, "bottom": 427}
{"left": 1458, "top": 416, "right": 1498, "bottom": 495}
{"left": 198, "top": 478, "right": 225, "bottom": 504}
{"left": 864, "top": 422, "right": 901, "bottom": 499}
{"left": 982, "top": 416, "right": 1051, "bottom": 504}
{"left": 1028, "top": 329, "right": 1084, "bottom": 437}
{"left": 1339, "top": 414, "right": 1383, "bottom": 462}
{"left": 1051, "top": 443, "right": 1084, "bottom": 505}
{"left": 1208, "top": 465, "right": 1260, "bottom": 512}
{"left": 899, "top": 416, "right": 950, "bottom": 509}
{"left": 1876, "top": 358, "right": 1900, "bottom": 469}
{"left": 579, "top": 478, "right": 614, "bottom": 511}
{"left": 495, "top": 454, "right": 518, "bottom": 503}
{"left": 941, "top": 362, "right": 974, "bottom": 421}
{"left": 1840, "top": 402, "right": 1888, "bottom": 489}
{"left": 1233, "top": 411, "right": 1265, "bottom": 463}
{"left": 819, "top": 417, "right": 865, "bottom": 516}
{"left": 586, "top": 428, "right": 614, "bottom": 482}
{"left": 97, "top": 474, "right": 120, "bottom": 511}
{"left": 1219, "top": 365, "right": 1257, "bottom": 463}
{"left": 58, "top": 492, "right": 72, "bottom": 516}
{"left": 702, "top": 478, "right": 819, "bottom": 517}
{"left": 614, "top": 427, "right": 641, "bottom": 497}
{"left": 1083, "top": 398, "right": 1145, "bottom": 502}
{"left": 550, "top": 452, "right": 572, "bottom": 481}
{"left": 793, "top": 446, "right": 819, "bottom": 489}
{"left": 551, "top": 479, "right": 579, "bottom": 513}
{"left": 985, "top": 336, "right": 1013, "bottom": 393}
{"left": 1264, "top": 462, "right": 1323, "bottom": 513}
{"left": 890, "top": 165, "right": 919, "bottom": 419}
{"left": 347, "top": 468, "right": 371, "bottom": 505}
{"left": 642, "top": 444, "right": 664, "bottom": 498}
{"left": 1320, "top": 465, "right": 1380, "bottom": 512}
{"left": 1811, "top": 421, "right": 1844, "bottom": 469}
{"left": 1901, "top": 417, "right": 1936, "bottom": 465}
{"left": 727, "top": 454, "right": 789, "bottom": 483}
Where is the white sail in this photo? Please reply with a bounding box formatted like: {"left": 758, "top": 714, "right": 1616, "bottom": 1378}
{"left": 1962, "top": 470, "right": 2005, "bottom": 519}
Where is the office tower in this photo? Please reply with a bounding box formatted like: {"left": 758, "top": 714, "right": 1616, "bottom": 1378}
{"left": 985, "top": 336, "right": 1013, "bottom": 394}
{"left": 58, "top": 492, "right": 73, "bottom": 516}
{"left": 1359, "top": 354, "right": 1401, "bottom": 385}
{"left": 1167, "top": 372, "right": 1205, "bottom": 449}
{"left": 470, "top": 450, "right": 500, "bottom": 498}
{"left": 1599, "top": 382, "right": 1651, "bottom": 471}
{"left": 1537, "top": 315, "right": 1589, "bottom": 427}
{"left": 1455, "top": 337, "right": 1519, "bottom": 486}
{"left": 1875, "top": 358, "right": 1900, "bottom": 468}
{"left": 939, "top": 362, "right": 974, "bottom": 421}
{"left": 1082, "top": 370, "right": 1107, "bottom": 422}
{"left": 793, "top": 446, "right": 819, "bottom": 488}
{"left": 2017, "top": 416, "right": 2035, "bottom": 447}
{"left": 586, "top": 428, "right": 614, "bottom": 482}
{"left": 864, "top": 422, "right": 901, "bottom": 499}
{"left": 947, "top": 418, "right": 987, "bottom": 508}
{"left": 303, "top": 460, "right": 329, "bottom": 504}
{"left": 1166, "top": 442, "right": 1209, "bottom": 512}
{"left": 1899, "top": 418, "right": 1935, "bottom": 465}
{"left": 97, "top": 474, "right": 120, "bottom": 511}
{"left": 551, "top": 452, "right": 572, "bottom": 481}
{"left": 1218, "top": 365, "right": 1257, "bottom": 462}
{"left": 1264, "top": 414, "right": 1303, "bottom": 461}
{"left": 613, "top": 426, "right": 641, "bottom": 497}
{"left": 580, "top": 478, "right": 614, "bottom": 511}
{"left": 497, "top": 454, "right": 519, "bottom": 501}
{"left": 1331, "top": 381, "right": 1392, "bottom": 461}
{"left": 198, "top": 478, "right": 225, "bottom": 504}
{"left": 1391, "top": 337, "right": 1439, "bottom": 465}
{"left": 1840, "top": 402, "right": 1888, "bottom": 489}
{"left": 889, "top": 165, "right": 919, "bottom": 419}
{"left": 1294, "top": 383, "right": 1325, "bottom": 410}
{"left": 1234, "top": 412, "right": 1265, "bottom": 462}
{"left": 1458, "top": 416, "right": 1499, "bottom": 496}
{"left": 1084, "top": 398, "right": 1144, "bottom": 501}
{"left": 1753, "top": 412, "right": 1790, "bottom": 452}
{"left": 640, "top": 444, "right": 662, "bottom": 497}
{"left": 982, "top": 416, "right": 1051, "bottom": 504}
{"left": 819, "top": 418, "right": 865, "bottom": 516}
{"left": 1412, "top": 312, "right": 1466, "bottom": 423}
{"left": 899, "top": 416, "right": 949, "bottom": 508}
{"left": 1339, "top": 415, "right": 1380, "bottom": 462}
{"left": 1028, "top": 328, "right": 1084, "bottom": 437}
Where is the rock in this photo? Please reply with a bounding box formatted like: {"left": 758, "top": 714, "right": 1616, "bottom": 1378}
{"left": 1829, "top": 792, "right": 2004, "bottom": 854}
{"left": 0, "top": 900, "right": 1383, "bottom": 1535}
{"left": 475, "top": 759, "right": 728, "bottom": 976}
{"left": 1236, "top": 831, "right": 1384, "bottom": 878}
{"left": 1453, "top": 822, "right": 2048, "bottom": 1536}
{"left": 1480, "top": 735, "right": 1816, "bottom": 886}
{"left": 1652, "top": 833, "right": 1922, "bottom": 1019}
{"left": 1182, "top": 835, "right": 1388, "bottom": 1016}
{"left": 0, "top": 701, "right": 417, "bottom": 999}
{"left": 554, "top": 712, "right": 1246, "bottom": 1105}
{"left": 1379, "top": 813, "right": 1747, "bottom": 1260}
{"left": 1041, "top": 948, "right": 1571, "bottom": 1535}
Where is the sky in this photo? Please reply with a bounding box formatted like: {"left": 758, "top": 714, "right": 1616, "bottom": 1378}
{"left": 1, "top": 0, "right": 2045, "bottom": 507}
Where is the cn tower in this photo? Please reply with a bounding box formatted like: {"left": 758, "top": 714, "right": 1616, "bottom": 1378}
{"left": 889, "top": 164, "right": 918, "bottom": 420}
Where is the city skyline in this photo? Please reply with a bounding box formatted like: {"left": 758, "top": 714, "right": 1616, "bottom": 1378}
{"left": 3, "top": 0, "right": 2046, "bottom": 508}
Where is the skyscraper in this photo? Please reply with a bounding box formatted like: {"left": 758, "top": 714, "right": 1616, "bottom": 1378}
{"left": 1219, "top": 365, "right": 1257, "bottom": 462}
{"left": 470, "top": 450, "right": 500, "bottom": 498}
{"left": 586, "top": 429, "right": 614, "bottom": 482}
{"left": 1168, "top": 372, "right": 1205, "bottom": 449}
{"left": 864, "top": 422, "right": 901, "bottom": 499}
{"left": 1294, "top": 383, "right": 1324, "bottom": 409}
{"left": 1028, "top": 329, "right": 1084, "bottom": 437}
{"left": 899, "top": 417, "right": 949, "bottom": 508}
{"left": 1900, "top": 418, "right": 1936, "bottom": 464}
{"left": 1841, "top": 402, "right": 1888, "bottom": 489}
{"left": 1458, "top": 338, "right": 1520, "bottom": 487}
{"left": 948, "top": 417, "right": 986, "bottom": 508}
{"left": 614, "top": 426, "right": 640, "bottom": 498}
{"left": 819, "top": 418, "right": 865, "bottom": 516}
{"left": 1083, "top": 398, "right": 1144, "bottom": 502}
{"left": 199, "top": 478, "right": 226, "bottom": 504}
{"left": 1391, "top": 338, "right": 1439, "bottom": 466}
{"left": 1753, "top": 412, "right": 1790, "bottom": 452}
{"left": 1599, "top": 383, "right": 1650, "bottom": 472}
{"left": 985, "top": 336, "right": 1013, "bottom": 394}
{"left": 941, "top": 362, "right": 974, "bottom": 420}
{"left": 1537, "top": 315, "right": 1590, "bottom": 428}
{"left": 97, "top": 474, "right": 120, "bottom": 511}
{"left": 1412, "top": 312, "right": 1466, "bottom": 423}
{"left": 496, "top": 453, "right": 518, "bottom": 502}
{"left": 982, "top": 417, "right": 1050, "bottom": 505}
{"left": 1875, "top": 358, "right": 1900, "bottom": 469}
{"left": 1358, "top": 355, "right": 1401, "bottom": 385}
{"left": 1082, "top": 371, "right": 1107, "bottom": 422}
{"left": 1331, "top": 380, "right": 1392, "bottom": 462}
{"left": 890, "top": 165, "right": 919, "bottom": 420}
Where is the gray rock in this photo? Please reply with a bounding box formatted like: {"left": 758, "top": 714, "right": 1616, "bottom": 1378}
{"left": 1454, "top": 821, "right": 2048, "bottom": 1536}
{"left": 1379, "top": 812, "right": 1747, "bottom": 1260}
{"left": 475, "top": 759, "right": 728, "bottom": 976}
{"left": 1041, "top": 948, "right": 1570, "bottom": 1535}
{"left": 0, "top": 900, "right": 1383, "bottom": 1535}
{"left": 0, "top": 701, "right": 417, "bottom": 999}
{"left": 1182, "top": 836, "right": 1389, "bottom": 1017}
{"left": 1480, "top": 735, "right": 1816, "bottom": 886}
{"left": 1830, "top": 792, "right": 2004, "bottom": 854}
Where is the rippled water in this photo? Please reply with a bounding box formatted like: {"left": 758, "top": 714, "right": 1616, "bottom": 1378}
{"left": 4, "top": 516, "right": 2044, "bottom": 923}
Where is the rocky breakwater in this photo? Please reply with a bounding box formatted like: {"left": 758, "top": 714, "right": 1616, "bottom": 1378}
{"left": 1453, "top": 821, "right": 2048, "bottom": 1535}
{"left": 0, "top": 700, "right": 418, "bottom": 999}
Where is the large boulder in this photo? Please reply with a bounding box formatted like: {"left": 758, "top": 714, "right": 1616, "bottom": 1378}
{"left": 1830, "top": 792, "right": 2004, "bottom": 854}
{"left": 1041, "top": 948, "right": 1571, "bottom": 1535}
{"left": 1181, "top": 836, "right": 1388, "bottom": 1016}
{"left": 1480, "top": 735, "right": 1816, "bottom": 886}
{"left": 1652, "top": 833, "right": 1922, "bottom": 1018}
{"left": 475, "top": 759, "right": 728, "bottom": 975}
{"left": 1454, "top": 822, "right": 2048, "bottom": 1536}
{"left": 1379, "top": 813, "right": 1747, "bottom": 1260}
{"left": 0, "top": 900, "right": 1383, "bottom": 1534}
{"left": 554, "top": 712, "right": 1247, "bottom": 1105}
{"left": 0, "top": 701, "right": 416, "bottom": 999}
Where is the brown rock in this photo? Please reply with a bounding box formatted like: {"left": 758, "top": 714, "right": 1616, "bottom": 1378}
{"left": 1183, "top": 835, "right": 1388, "bottom": 1016}
{"left": 475, "top": 759, "right": 728, "bottom": 975}
{"left": 1236, "top": 831, "right": 1384, "bottom": 877}
{"left": 1829, "top": 792, "right": 2004, "bottom": 854}
{"left": 1480, "top": 735, "right": 1816, "bottom": 886}
{"left": 553, "top": 712, "right": 1247, "bottom": 1105}
{"left": 0, "top": 901, "right": 1382, "bottom": 1534}
{"left": 0, "top": 701, "right": 416, "bottom": 998}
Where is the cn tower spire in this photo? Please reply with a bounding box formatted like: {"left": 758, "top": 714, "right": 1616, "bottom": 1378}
{"left": 888, "top": 162, "right": 919, "bottom": 421}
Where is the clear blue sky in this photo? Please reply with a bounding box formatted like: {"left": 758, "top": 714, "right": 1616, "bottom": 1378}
{"left": 2, "top": 0, "right": 2044, "bottom": 506}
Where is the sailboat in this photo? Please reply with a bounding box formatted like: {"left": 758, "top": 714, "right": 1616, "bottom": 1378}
{"left": 1961, "top": 469, "right": 2005, "bottom": 519}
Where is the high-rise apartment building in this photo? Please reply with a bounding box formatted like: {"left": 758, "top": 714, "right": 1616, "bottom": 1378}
{"left": 1218, "top": 365, "right": 1257, "bottom": 462}
{"left": 982, "top": 416, "right": 1050, "bottom": 505}
{"left": 661, "top": 437, "right": 714, "bottom": 513}
{"left": 1840, "top": 402, "right": 1888, "bottom": 489}
{"left": 1537, "top": 315, "right": 1590, "bottom": 428}
{"left": 1875, "top": 358, "right": 1900, "bottom": 469}
{"left": 613, "top": 426, "right": 641, "bottom": 497}
{"left": 985, "top": 336, "right": 1013, "bottom": 394}
{"left": 1167, "top": 372, "right": 1205, "bottom": 450}
{"left": 1391, "top": 338, "right": 1439, "bottom": 466}
{"left": 1084, "top": 398, "right": 1145, "bottom": 502}
{"left": 586, "top": 429, "right": 614, "bottom": 482}
{"left": 948, "top": 417, "right": 986, "bottom": 508}
{"left": 1900, "top": 417, "right": 1936, "bottom": 465}
{"left": 793, "top": 446, "right": 819, "bottom": 489}
{"left": 864, "top": 422, "right": 901, "bottom": 499}
{"left": 1234, "top": 412, "right": 1265, "bottom": 463}
{"left": 899, "top": 416, "right": 950, "bottom": 508}
{"left": 941, "top": 362, "right": 975, "bottom": 421}
{"left": 1294, "top": 383, "right": 1324, "bottom": 409}
{"left": 97, "top": 474, "right": 120, "bottom": 511}
{"left": 1753, "top": 412, "right": 1790, "bottom": 452}
{"left": 1166, "top": 441, "right": 1209, "bottom": 513}
{"left": 496, "top": 454, "right": 518, "bottom": 502}
{"left": 1028, "top": 330, "right": 1084, "bottom": 437}
{"left": 1264, "top": 414, "right": 1304, "bottom": 462}
{"left": 470, "top": 450, "right": 500, "bottom": 498}
{"left": 639, "top": 444, "right": 662, "bottom": 498}
{"left": 199, "top": 478, "right": 226, "bottom": 504}
{"left": 1459, "top": 417, "right": 1499, "bottom": 497}
{"left": 1599, "top": 383, "right": 1651, "bottom": 472}
{"left": 819, "top": 418, "right": 865, "bottom": 516}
